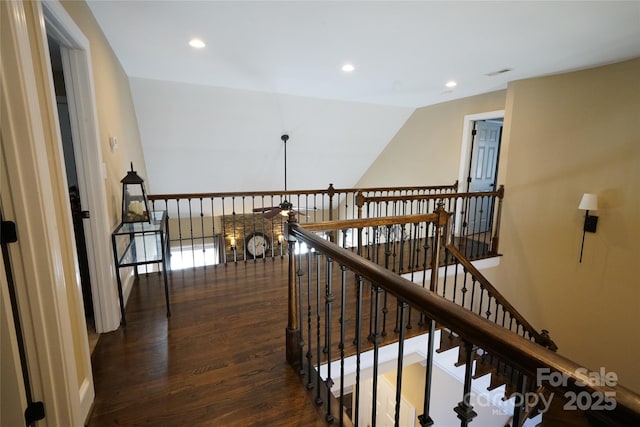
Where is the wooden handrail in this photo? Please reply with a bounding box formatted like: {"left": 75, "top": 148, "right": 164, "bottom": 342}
{"left": 300, "top": 213, "right": 441, "bottom": 232}
{"left": 148, "top": 188, "right": 334, "bottom": 200}
{"left": 357, "top": 189, "right": 502, "bottom": 206}
{"left": 343, "top": 181, "right": 459, "bottom": 194}
{"left": 148, "top": 182, "right": 459, "bottom": 202}
{"left": 444, "top": 243, "right": 557, "bottom": 350}
{"left": 287, "top": 222, "right": 640, "bottom": 423}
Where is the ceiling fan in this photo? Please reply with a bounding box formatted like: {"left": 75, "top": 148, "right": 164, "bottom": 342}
{"left": 253, "top": 134, "right": 308, "bottom": 219}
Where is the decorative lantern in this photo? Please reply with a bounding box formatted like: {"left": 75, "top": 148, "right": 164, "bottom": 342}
{"left": 121, "top": 163, "right": 150, "bottom": 223}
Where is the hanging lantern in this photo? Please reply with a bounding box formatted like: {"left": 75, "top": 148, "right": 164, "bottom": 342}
{"left": 120, "top": 162, "right": 150, "bottom": 223}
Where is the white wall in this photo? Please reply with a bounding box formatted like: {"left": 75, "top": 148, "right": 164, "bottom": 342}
{"left": 129, "top": 77, "right": 414, "bottom": 194}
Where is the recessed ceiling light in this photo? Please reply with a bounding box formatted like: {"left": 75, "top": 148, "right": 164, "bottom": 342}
{"left": 342, "top": 63, "right": 355, "bottom": 73}
{"left": 189, "top": 38, "right": 206, "bottom": 49}
{"left": 445, "top": 80, "right": 457, "bottom": 88}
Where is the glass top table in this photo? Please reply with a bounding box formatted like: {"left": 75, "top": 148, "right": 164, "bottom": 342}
{"left": 111, "top": 210, "right": 170, "bottom": 324}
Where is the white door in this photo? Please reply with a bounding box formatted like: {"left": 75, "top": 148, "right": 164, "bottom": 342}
{"left": 467, "top": 120, "right": 502, "bottom": 234}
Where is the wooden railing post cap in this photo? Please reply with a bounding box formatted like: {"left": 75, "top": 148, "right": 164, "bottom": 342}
{"left": 284, "top": 213, "right": 298, "bottom": 242}
{"left": 434, "top": 202, "right": 450, "bottom": 226}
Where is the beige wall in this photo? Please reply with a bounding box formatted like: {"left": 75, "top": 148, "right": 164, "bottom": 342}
{"left": 62, "top": 0, "right": 147, "bottom": 226}
{"left": 489, "top": 58, "right": 640, "bottom": 393}
{"left": 356, "top": 90, "right": 506, "bottom": 187}
{"left": 358, "top": 58, "right": 640, "bottom": 394}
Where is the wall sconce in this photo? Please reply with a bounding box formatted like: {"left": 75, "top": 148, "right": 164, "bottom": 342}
{"left": 578, "top": 193, "right": 598, "bottom": 263}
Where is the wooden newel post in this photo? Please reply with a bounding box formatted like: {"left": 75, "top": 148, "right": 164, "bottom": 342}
{"left": 285, "top": 211, "right": 301, "bottom": 366}
{"left": 490, "top": 185, "right": 504, "bottom": 255}
{"left": 355, "top": 191, "right": 365, "bottom": 219}
{"left": 429, "top": 202, "right": 450, "bottom": 292}
{"left": 327, "top": 183, "right": 337, "bottom": 242}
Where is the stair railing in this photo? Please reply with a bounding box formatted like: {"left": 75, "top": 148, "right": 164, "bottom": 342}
{"left": 356, "top": 186, "right": 504, "bottom": 259}
{"left": 285, "top": 207, "right": 640, "bottom": 426}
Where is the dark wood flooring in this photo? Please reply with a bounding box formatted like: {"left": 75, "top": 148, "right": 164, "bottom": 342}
{"left": 89, "top": 260, "right": 333, "bottom": 427}
{"left": 88, "top": 236, "right": 493, "bottom": 427}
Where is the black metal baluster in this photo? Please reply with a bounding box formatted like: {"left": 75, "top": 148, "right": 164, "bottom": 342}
{"left": 460, "top": 269, "right": 468, "bottom": 309}
{"left": 324, "top": 257, "right": 334, "bottom": 423}
{"left": 418, "top": 315, "right": 436, "bottom": 427}
{"left": 451, "top": 258, "right": 459, "bottom": 305}
{"left": 221, "top": 197, "right": 227, "bottom": 264}
{"left": 297, "top": 249, "right": 305, "bottom": 373}
{"left": 176, "top": 199, "right": 184, "bottom": 259}
{"left": 394, "top": 302, "right": 409, "bottom": 427}
{"left": 479, "top": 195, "right": 487, "bottom": 256}
{"left": 369, "top": 224, "right": 377, "bottom": 265}
{"left": 354, "top": 275, "right": 364, "bottom": 427}
{"left": 469, "top": 277, "right": 477, "bottom": 313}
{"left": 306, "top": 251, "right": 314, "bottom": 388}
{"left": 485, "top": 294, "right": 493, "bottom": 320}
{"left": 512, "top": 372, "right": 526, "bottom": 426}
{"left": 199, "top": 198, "right": 206, "bottom": 267}
{"left": 483, "top": 195, "right": 493, "bottom": 256}
{"left": 210, "top": 197, "right": 216, "bottom": 266}
{"left": 381, "top": 226, "right": 391, "bottom": 336}
{"left": 164, "top": 199, "right": 172, "bottom": 262}
{"left": 315, "top": 252, "right": 323, "bottom": 406}
{"left": 367, "top": 283, "right": 375, "bottom": 342}
{"left": 344, "top": 192, "right": 349, "bottom": 222}
{"left": 398, "top": 223, "right": 406, "bottom": 274}
{"left": 419, "top": 223, "right": 429, "bottom": 326}
{"left": 441, "top": 246, "right": 450, "bottom": 299}
{"left": 188, "top": 198, "right": 195, "bottom": 268}
{"left": 471, "top": 195, "right": 479, "bottom": 257}
{"left": 454, "top": 341, "right": 478, "bottom": 426}
{"left": 405, "top": 224, "right": 418, "bottom": 329}
{"left": 477, "top": 284, "right": 484, "bottom": 317}
{"left": 371, "top": 286, "right": 382, "bottom": 427}
{"left": 415, "top": 222, "right": 423, "bottom": 271}
{"left": 339, "top": 265, "right": 348, "bottom": 427}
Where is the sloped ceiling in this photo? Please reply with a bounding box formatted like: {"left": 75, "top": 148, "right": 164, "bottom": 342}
{"left": 87, "top": 1, "right": 640, "bottom": 192}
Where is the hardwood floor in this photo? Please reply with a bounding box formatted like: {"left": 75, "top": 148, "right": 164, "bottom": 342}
{"left": 88, "top": 238, "right": 492, "bottom": 427}
{"left": 89, "top": 260, "right": 331, "bottom": 427}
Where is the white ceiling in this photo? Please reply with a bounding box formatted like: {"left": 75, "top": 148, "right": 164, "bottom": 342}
{"left": 87, "top": 1, "right": 640, "bottom": 109}
{"left": 85, "top": 1, "right": 640, "bottom": 194}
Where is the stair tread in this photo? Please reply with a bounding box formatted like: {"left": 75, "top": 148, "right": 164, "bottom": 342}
{"left": 436, "top": 331, "right": 464, "bottom": 353}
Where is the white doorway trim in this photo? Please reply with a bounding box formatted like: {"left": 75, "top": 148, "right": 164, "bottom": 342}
{"left": 42, "top": 1, "right": 121, "bottom": 333}
{"left": 455, "top": 110, "right": 505, "bottom": 235}
{"left": 1, "top": 1, "right": 90, "bottom": 424}
{"left": 457, "top": 110, "right": 505, "bottom": 190}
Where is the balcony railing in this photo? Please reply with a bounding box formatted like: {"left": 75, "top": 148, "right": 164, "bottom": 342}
{"left": 284, "top": 207, "right": 640, "bottom": 426}
{"left": 148, "top": 182, "right": 461, "bottom": 269}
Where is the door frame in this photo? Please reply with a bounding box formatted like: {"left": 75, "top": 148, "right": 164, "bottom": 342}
{"left": 2, "top": 1, "right": 89, "bottom": 424}
{"left": 455, "top": 110, "right": 505, "bottom": 235}
{"left": 43, "top": 1, "right": 120, "bottom": 333}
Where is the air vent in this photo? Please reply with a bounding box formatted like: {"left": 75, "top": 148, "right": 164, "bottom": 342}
{"left": 485, "top": 68, "right": 512, "bottom": 77}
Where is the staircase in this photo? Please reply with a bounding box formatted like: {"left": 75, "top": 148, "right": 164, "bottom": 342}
{"left": 285, "top": 207, "right": 640, "bottom": 426}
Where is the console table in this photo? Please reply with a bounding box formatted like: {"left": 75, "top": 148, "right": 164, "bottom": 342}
{"left": 111, "top": 210, "right": 170, "bottom": 325}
